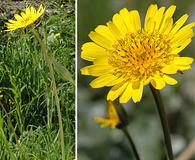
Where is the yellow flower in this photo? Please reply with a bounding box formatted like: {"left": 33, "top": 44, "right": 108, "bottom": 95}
{"left": 81, "top": 4, "right": 194, "bottom": 103}
{"left": 5, "top": 4, "right": 45, "bottom": 31}
{"left": 94, "top": 101, "right": 120, "bottom": 128}
{"left": 55, "top": 33, "right": 61, "bottom": 38}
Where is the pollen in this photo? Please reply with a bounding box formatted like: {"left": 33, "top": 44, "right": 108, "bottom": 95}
{"left": 109, "top": 30, "right": 174, "bottom": 82}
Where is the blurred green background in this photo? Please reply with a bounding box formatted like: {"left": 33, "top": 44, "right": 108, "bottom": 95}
{"left": 78, "top": 0, "right": 195, "bottom": 159}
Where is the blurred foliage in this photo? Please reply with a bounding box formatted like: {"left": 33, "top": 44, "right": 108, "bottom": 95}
{"left": 78, "top": 0, "right": 195, "bottom": 160}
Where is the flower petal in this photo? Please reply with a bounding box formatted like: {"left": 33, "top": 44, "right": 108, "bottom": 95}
{"left": 38, "top": 4, "right": 45, "bottom": 15}
{"left": 171, "top": 38, "right": 191, "bottom": 54}
{"left": 151, "top": 78, "right": 166, "bottom": 89}
{"left": 14, "top": 14, "right": 22, "bottom": 21}
{"left": 159, "top": 17, "right": 173, "bottom": 34}
{"left": 80, "top": 65, "right": 113, "bottom": 76}
{"left": 163, "top": 75, "right": 177, "bottom": 85}
{"left": 145, "top": 4, "right": 158, "bottom": 30}
{"left": 107, "top": 82, "right": 128, "bottom": 101}
{"left": 90, "top": 74, "right": 118, "bottom": 88}
{"left": 159, "top": 5, "right": 176, "bottom": 31}
{"left": 107, "top": 21, "right": 123, "bottom": 40}
{"left": 93, "top": 57, "right": 109, "bottom": 65}
{"left": 106, "top": 77, "right": 125, "bottom": 87}
{"left": 171, "top": 14, "right": 189, "bottom": 34}
{"left": 162, "top": 65, "right": 178, "bottom": 74}
{"left": 129, "top": 10, "right": 141, "bottom": 32}
{"left": 112, "top": 13, "right": 128, "bottom": 37}
{"left": 155, "top": 7, "right": 166, "bottom": 30}
{"left": 177, "top": 65, "right": 191, "bottom": 71}
{"left": 95, "top": 25, "right": 116, "bottom": 43}
{"left": 171, "top": 23, "right": 195, "bottom": 45}
{"left": 173, "top": 57, "right": 193, "bottom": 65}
{"left": 131, "top": 81, "right": 143, "bottom": 103}
{"left": 81, "top": 42, "right": 109, "bottom": 61}
{"left": 94, "top": 118, "right": 110, "bottom": 128}
{"left": 88, "top": 31, "right": 113, "bottom": 49}
{"left": 145, "top": 18, "right": 155, "bottom": 33}
{"left": 119, "top": 8, "right": 135, "bottom": 33}
{"left": 26, "top": 7, "right": 31, "bottom": 15}
{"left": 119, "top": 82, "right": 133, "bottom": 103}
{"left": 30, "top": 7, "right": 36, "bottom": 14}
{"left": 8, "top": 20, "right": 17, "bottom": 24}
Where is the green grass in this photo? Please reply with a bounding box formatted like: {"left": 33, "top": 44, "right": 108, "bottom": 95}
{"left": 0, "top": 0, "right": 75, "bottom": 159}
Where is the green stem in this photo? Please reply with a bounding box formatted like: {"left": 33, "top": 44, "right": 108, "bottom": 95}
{"left": 0, "top": 101, "right": 18, "bottom": 144}
{"left": 5, "top": 66, "right": 24, "bottom": 133}
{"left": 114, "top": 101, "right": 140, "bottom": 160}
{"left": 122, "top": 127, "right": 141, "bottom": 160}
{"left": 33, "top": 29, "right": 65, "bottom": 160}
{"left": 149, "top": 84, "right": 174, "bottom": 160}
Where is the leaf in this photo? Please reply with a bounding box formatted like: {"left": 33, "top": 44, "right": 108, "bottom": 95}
{"left": 50, "top": 56, "right": 74, "bottom": 85}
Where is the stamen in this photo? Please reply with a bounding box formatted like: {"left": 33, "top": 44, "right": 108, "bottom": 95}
{"left": 108, "top": 30, "right": 174, "bottom": 81}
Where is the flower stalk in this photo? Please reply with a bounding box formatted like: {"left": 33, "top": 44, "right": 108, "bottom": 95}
{"left": 149, "top": 84, "right": 174, "bottom": 160}
{"left": 114, "top": 101, "right": 141, "bottom": 160}
{"left": 122, "top": 127, "right": 140, "bottom": 160}
{"left": 33, "top": 29, "right": 65, "bottom": 160}
{"left": 0, "top": 101, "right": 18, "bottom": 144}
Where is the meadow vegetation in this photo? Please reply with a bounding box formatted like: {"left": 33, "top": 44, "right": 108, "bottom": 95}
{"left": 0, "top": 0, "right": 75, "bottom": 159}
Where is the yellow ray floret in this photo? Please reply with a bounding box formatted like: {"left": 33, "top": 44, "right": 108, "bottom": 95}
{"left": 5, "top": 4, "right": 45, "bottom": 31}
{"left": 94, "top": 101, "right": 120, "bottom": 128}
{"left": 81, "top": 4, "right": 195, "bottom": 103}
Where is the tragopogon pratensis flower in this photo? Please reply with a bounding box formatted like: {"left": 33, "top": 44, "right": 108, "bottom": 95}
{"left": 94, "top": 101, "right": 120, "bottom": 128}
{"left": 5, "top": 4, "right": 45, "bottom": 31}
{"left": 81, "top": 4, "right": 194, "bottom": 103}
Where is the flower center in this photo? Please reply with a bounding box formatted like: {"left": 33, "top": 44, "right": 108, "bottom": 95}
{"left": 108, "top": 30, "right": 174, "bottom": 82}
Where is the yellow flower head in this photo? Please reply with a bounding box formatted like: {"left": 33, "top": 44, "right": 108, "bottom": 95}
{"left": 81, "top": 4, "right": 194, "bottom": 103}
{"left": 94, "top": 101, "right": 120, "bottom": 128}
{"left": 55, "top": 33, "right": 61, "bottom": 38}
{"left": 5, "top": 4, "right": 45, "bottom": 31}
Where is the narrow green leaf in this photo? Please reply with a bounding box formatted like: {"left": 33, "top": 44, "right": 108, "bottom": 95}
{"left": 50, "top": 56, "right": 74, "bottom": 85}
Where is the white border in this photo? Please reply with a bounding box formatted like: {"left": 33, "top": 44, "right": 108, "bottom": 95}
{"left": 75, "top": 0, "right": 78, "bottom": 159}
